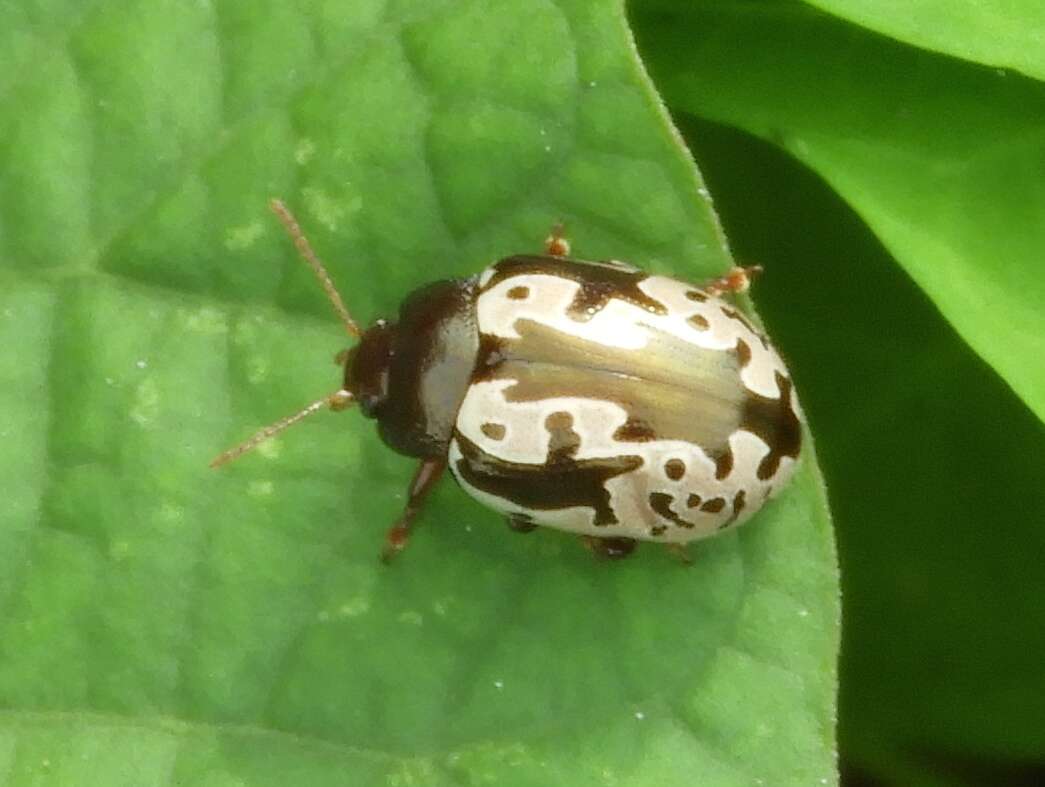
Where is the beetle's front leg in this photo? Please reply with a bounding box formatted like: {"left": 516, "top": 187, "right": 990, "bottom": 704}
{"left": 381, "top": 458, "right": 446, "bottom": 562}
{"left": 699, "top": 264, "right": 764, "bottom": 296}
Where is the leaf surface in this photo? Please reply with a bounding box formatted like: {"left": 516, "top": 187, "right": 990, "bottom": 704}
{"left": 0, "top": 1, "right": 837, "bottom": 785}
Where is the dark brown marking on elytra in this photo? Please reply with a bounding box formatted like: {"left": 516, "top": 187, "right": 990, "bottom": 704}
{"left": 732, "top": 489, "right": 747, "bottom": 521}
{"left": 686, "top": 493, "right": 702, "bottom": 508}
{"left": 719, "top": 490, "right": 747, "bottom": 529}
{"left": 700, "top": 497, "right": 726, "bottom": 513}
{"left": 649, "top": 492, "right": 696, "bottom": 529}
{"left": 453, "top": 432, "right": 642, "bottom": 527}
{"left": 741, "top": 371, "right": 802, "bottom": 480}
{"left": 506, "top": 285, "right": 530, "bottom": 300}
{"left": 664, "top": 458, "right": 686, "bottom": 480}
{"left": 613, "top": 417, "right": 656, "bottom": 442}
{"left": 734, "top": 338, "right": 752, "bottom": 369}
{"left": 722, "top": 306, "right": 770, "bottom": 349}
{"left": 720, "top": 305, "right": 757, "bottom": 335}
{"left": 685, "top": 289, "right": 708, "bottom": 302}
{"left": 711, "top": 447, "right": 734, "bottom": 480}
{"left": 507, "top": 513, "right": 538, "bottom": 533}
{"left": 545, "top": 411, "right": 581, "bottom": 464}
{"left": 687, "top": 313, "right": 710, "bottom": 331}
{"left": 480, "top": 422, "right": 506, "bottom": 440}
{"left": 482, "top": 255, "right": 668, "bottom": 322}
{"left": 650, "top": 524, "right": 667, "bottom": 537}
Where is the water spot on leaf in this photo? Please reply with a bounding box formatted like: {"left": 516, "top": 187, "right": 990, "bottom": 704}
{"left": 224, "top": 221, "right": 265, "bottom": 251}
{"left": 247, "top": 356, "right": 268, "bottom": 384}
{"left": 302, "top": 186, "right": 362, "bottom": 232}
{"left": 338, "top": 597, "right": 370, "bottom": 618}
{"left": 256, "top": 440, "right": 281, "bottom": 460}
{"left": 182, "top": 306, "right": 228, "bottom": 334}
{"left": 131, "top": 377, "right": 160, "bottom": 425}
{"left": 295, "top": 138, "right": 316, "bottom": 165}
{"left": 109, "top": 540, "right": 131, "bottom": 561}
{"left": 397, "top": 610, "right": 423, "bottom": 626}
{"left": 159, "top": 502, "right": 183, "bottom": 523}
{"left": 248, "top": 480, "right": 273, "bottom": 497}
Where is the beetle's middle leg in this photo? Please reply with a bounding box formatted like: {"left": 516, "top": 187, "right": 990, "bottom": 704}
{"left": 699, "top": 264, "right": 764, "bottom": 296}
{"left": 544, "top": 223, "right": 571, "bottom": 257}
{"left": 381, "top": 458, "right": 446, "bottom": 562}
{"left": 580, "top": 535, "right": 637, "bottom": 559}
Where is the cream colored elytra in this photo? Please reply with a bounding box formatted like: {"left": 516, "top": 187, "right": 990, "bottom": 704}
{"left": 449, "top": 257, "right": 803, "bottom": 544}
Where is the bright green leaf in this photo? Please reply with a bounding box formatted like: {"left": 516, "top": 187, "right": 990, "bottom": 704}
{"left": 805, "top": 0, "right": 1045, "bottom": 82}
{"left": 630, "top": 0, "right": 1045, "bottom": 423}
{"left": 0, "top": 1, "right": 835, "bottom": 786}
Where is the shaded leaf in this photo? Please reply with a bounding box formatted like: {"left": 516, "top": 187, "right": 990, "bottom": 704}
{"left": 681, "top": 113, "right": 1045, "bottom": 785}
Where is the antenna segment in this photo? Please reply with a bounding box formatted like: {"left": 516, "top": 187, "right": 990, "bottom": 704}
{"left": 269, "top": 198, "right": 361, "bottom": 337}
{"left": 209, "top": 389, "right": 354, "bottom": 469}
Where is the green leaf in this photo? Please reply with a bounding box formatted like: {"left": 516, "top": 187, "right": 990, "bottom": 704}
{"left": 680, "top": 114, "right": 1045, "bottom": 786}
{"left": 0, "top": 1, "right": 836, "bottom": 786}
{"left": 630, "top": 0, "right": 1045, "bottom": 424}
{"left": 805, "top": 0, "right": 1045, "bottom": 82}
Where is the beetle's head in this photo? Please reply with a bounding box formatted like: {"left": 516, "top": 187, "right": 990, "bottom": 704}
{"left": 339, "top": 319, "right": 395, "bottom": 417}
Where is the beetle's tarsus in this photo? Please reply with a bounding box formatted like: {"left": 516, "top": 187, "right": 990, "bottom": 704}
{"left": 701, "top": 264, "right": 763, "bottom": 296}
{"left": 666, "top": 543, "right": 693, "bottom": 565}
{"left": 580, "top": 535, "right": 637, "bottom": 559}
{"left": 544, "top": 223, "right": 571, "bottom": 257}
{"left": 378, "top": 458, "right": 447, "bottom": 563}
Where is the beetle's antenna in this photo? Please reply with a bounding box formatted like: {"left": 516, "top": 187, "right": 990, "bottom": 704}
{"left": 209, "top": 389, "right": 354, "bottom": 469}
{"left": 269, "top": 198, "right": 361, "bottom": 338}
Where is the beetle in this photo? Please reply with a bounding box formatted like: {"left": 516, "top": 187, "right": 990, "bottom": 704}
{"left": 212, "top": 200, "right": 803, "bottom": 562}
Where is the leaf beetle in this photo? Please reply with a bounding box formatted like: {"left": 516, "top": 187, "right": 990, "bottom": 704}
{"left": 212, "top": 200, "right": 803, "bottom": 562}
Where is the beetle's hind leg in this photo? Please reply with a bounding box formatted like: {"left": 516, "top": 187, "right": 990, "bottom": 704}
{"left": 381, "top": 458, "right": 446, "bottom": 563}
{"left": 580, "top": 535, "right": 637, "bottom": 559}
{"left": 666, "top": 543, "right": 693, "bottom": 565}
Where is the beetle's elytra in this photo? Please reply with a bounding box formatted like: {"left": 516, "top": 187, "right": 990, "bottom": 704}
{"left": 212, "top": 201, "right": 803, "bottom": 562}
